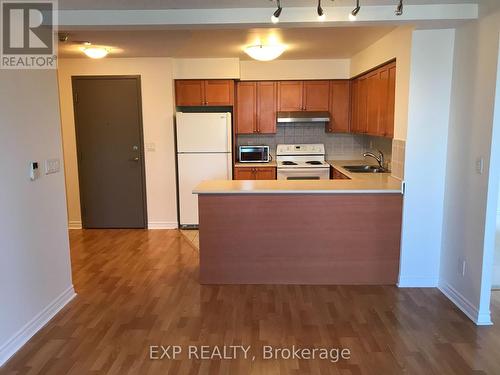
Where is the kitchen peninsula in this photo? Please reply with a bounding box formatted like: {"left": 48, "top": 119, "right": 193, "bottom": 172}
{"left": 194, "top": 165, "right": 403, "bottom": 285}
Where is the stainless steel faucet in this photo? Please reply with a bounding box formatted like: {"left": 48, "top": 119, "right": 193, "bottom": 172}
{"left": 363, "top": 150, "right": 385, "bottom": 169}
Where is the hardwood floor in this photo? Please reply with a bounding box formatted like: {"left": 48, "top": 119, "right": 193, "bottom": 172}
{"left": 2, "top": 229, "right": 500, "bottom": 374}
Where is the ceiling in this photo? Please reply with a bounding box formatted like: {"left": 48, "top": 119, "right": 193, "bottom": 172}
{"left": 58, "top": 0, "right": 479, "bottom": 10}
{"left": 59, "top": 26, "right": 397, "bottom": 59}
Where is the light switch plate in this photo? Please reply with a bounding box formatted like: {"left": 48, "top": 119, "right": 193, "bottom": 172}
{"left": 45, "top": 158, "right": 60, "bottom": 174}
{"left": 146, "top": 142, "right": 156, "bottom": 152}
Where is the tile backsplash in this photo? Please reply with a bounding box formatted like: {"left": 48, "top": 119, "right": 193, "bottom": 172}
{"left": 236, "top": 123, "right": 393, "bottom": 162}
{"left": 391, "top": 139, "right": 406, "bottom": 180}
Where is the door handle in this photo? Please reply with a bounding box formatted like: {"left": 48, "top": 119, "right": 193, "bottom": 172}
{"left": 129, "top": 157, "right": 140, "bottom": 162}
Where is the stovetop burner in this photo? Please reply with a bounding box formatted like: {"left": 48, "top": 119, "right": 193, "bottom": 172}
{"left": 282, "top": 161, "right": 298, "bottom": 166}
{"left": 306, "top": 161, "right": 323, "bottom": 165}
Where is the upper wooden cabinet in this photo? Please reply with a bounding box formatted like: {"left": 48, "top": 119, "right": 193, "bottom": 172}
{"left": 278, "top": 80, "right": 330, "bottom": 112}
{"left": 350, "top": 61, "right": 396, "bottom": 138}
{"left": 278, "top": 81, "right": 303, "bottom": 111}
{"left": 175, "top": 80, "right": 234, "bottom": 106}
{"left": 327, "top": 81, "right": 350, "bottom": 133}
{"left": 303, "top": 81, "right": 330, "bottom": 111}
{"left": 236, "top": 81, "right": 277, "bottom": 134}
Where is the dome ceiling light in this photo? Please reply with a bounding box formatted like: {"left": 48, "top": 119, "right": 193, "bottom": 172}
{"left": 244, "top": 43, "right": 286, "bottom": 61}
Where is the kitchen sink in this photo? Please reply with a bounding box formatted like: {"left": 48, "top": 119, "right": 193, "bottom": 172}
{"left": 342, "top": 165, "right": 389, "bottom": 173}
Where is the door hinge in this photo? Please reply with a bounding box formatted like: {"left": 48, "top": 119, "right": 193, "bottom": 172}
{"left": 74, "top": 92, "right": 78, "bottom": 104}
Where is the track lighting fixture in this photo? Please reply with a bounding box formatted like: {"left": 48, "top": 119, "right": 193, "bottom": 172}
{"left": 349, "top": 0, "right": 360, "bottom": 21}
{"left": 271, "top": 0, "right": 282, "bottom": 24}
{"left": 317, "top": 0, "right": 325, "bottom": 21}
{"left": 395, "top": 0, "right": 403, "bottom": 16}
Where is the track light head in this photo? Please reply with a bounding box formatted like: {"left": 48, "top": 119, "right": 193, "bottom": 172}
{"left": 349, "top": 0, "right": 360, "bottom": 21}
{"left": 271, "top": 0, "right": 282, "bottom": 23}
{"left": 317, "top": 0, "right": 325, "bottom": 21}
{"left": 395, "top": 0, "right": 403, "bottom": 16}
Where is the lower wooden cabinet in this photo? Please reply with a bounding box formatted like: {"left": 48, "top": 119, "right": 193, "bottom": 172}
{"left": 234, "top": 167, "right": 276, "bottom": 180}
{"left": 331, "top": 167, "right": 350, "bottom": 180}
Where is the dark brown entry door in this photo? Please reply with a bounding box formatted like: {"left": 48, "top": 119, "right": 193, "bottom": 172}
{"left": 72, "top": 76, "right": 147, "bottom": 228}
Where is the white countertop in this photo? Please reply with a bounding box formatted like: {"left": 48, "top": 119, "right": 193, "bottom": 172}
{"left": 194, "top": 160, "right": 403, "bottom": 195}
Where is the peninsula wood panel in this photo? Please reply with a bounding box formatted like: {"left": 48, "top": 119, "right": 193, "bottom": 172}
{"left": 199, "top": 193, "right": 402, "bottom": 284}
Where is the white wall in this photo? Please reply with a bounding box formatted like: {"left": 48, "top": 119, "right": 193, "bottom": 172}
{"left": 350, "top": 27, "right": 413, "bottom": 141}
{"left": 0, "top": 70, "right": 75, "bottom": 365}
{"left": 173, "top": 58, "right": 240, "bottom": 79}
{"left": 398, "top": 29, "right": 456, "bottom": 288}
{"left": 439, "top": 9, "right": 500, "bottom": 325}
{"left": 58, "top": 58, "right": 178, "bottom": 229}
{"left": 240, "top": 59, "right": 350, "bottom": 80}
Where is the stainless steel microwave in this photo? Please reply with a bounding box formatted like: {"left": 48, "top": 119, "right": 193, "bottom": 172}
{"left": 238, "top": 146, "right": 270, "bottom": 163}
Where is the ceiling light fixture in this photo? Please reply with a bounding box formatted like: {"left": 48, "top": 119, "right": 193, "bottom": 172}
{"left": 349, "top": 0, "right": 360, "bottom": 21}
{"left": 82, "top": 46, "right": 109, "bottom": 59}
{"left": 317, "top": 0, "right": 326, "bottom": 21}
{"left": 271, "top": 0, "right": 282, "bottom": 24}
{"left": 395, "top": 0, "right": 403, "bottom": 16}
{"left": 244, "top": 44, "right": 286, "bottom": 61}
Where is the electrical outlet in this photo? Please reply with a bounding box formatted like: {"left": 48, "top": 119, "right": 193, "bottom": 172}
{"left": 45, "top": 158, "right": 60, "bottom": 174}
{"left": 476, "top": 158, "right": 484, "bottom": 174}
{"left": 458, "top": 257, "right": 466, "bottom": 276}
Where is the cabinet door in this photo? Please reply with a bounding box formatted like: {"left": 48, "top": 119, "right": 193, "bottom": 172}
{"left": 257, "top": 82, "right": 277, "bottom": 134}
{"left": 327, "top": 81, "right": 350, "bottom": 133}
{"left": 356, "top": 77, "right": 368, "bottom": 134}
{"left": 255, "top": 167, "right": 276, "bottom": 180}
{"left": 236, "top": 82, "right": 257, "bottom": 134}
{"left": 385, "top": 63, "right": 396, "bottom": 138}
{"left": 204, "top": 80, "right": 234, "bottom": 106}
{"left": 366, "top": 71, "right": 380, "bottom": 136}
{"left": 350, "top": 80, "right": 359, "bottom": 133}
{"left": 278, "top": 81, "right": 303, "bottom": 111}
{"left": 332, "top": 168, "right": 350, "bottom": 180}
{"left": 303, "top": 81, "right": 330, "bottom": 111}
{"left": 234, "top": 168, "right": 255, "bottom": 180}
{"left": 175, "top": 80, "right": 204, "bottom": 106}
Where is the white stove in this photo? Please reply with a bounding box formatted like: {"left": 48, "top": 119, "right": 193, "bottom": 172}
{"left": 276, "top": 144, "right": 330, "bottom": 180}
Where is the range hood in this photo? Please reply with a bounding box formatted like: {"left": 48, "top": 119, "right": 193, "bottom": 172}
{"left": 277, "top": 111, "right": 330, "bottom": 123}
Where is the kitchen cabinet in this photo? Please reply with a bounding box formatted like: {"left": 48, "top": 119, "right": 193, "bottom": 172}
{"left": 235, "top": 82, "right": 256, "bottom": 134}
{"left": 235, "top": 81, "right": 277, "bottom": 134}
{"left": 303, "top": 81, "right": 330, "bottom": 111}
{"left": 350, "top": 61, "right": 396, "bottom": 138}
{"left": 234, "top": 166, "right": 276, "bottom": 180}
{"left": 327, "top": 81, "right": 350, "bottom": 133}
{"left": 175, "top": 80, "right": 234, "bottom": 106}
{"left": 278, "top": 80, "right": 330, "bottom": 112}
{"left": 331, "top": 167, "right": 350, "bottom": 180}
{"left": 278, "top": 81, "right": 303, "bottom": 111}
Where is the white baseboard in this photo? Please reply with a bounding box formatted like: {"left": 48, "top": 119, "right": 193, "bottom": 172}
{"left": 68, "top": 220, "right": 82, "bottom": 230}
{"left": 439, "top": 282, "right": 492, "bottom": 326}
{"left": 397, "top": 277, "right": 439, "bottom": 288}
{"left": 0, "top": 285, "right": 77, "bottom": 366}
{"left": 148, "top": 221, "right": 178, "bottom": 230}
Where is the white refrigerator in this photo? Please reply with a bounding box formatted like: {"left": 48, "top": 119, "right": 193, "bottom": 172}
{"left": 176, "top": 112, "right": 232, "bottom": 227}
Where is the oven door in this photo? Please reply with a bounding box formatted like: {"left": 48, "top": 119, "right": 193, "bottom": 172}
{"left": 277, "top": 168, "right": 330, "bottom": 180}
